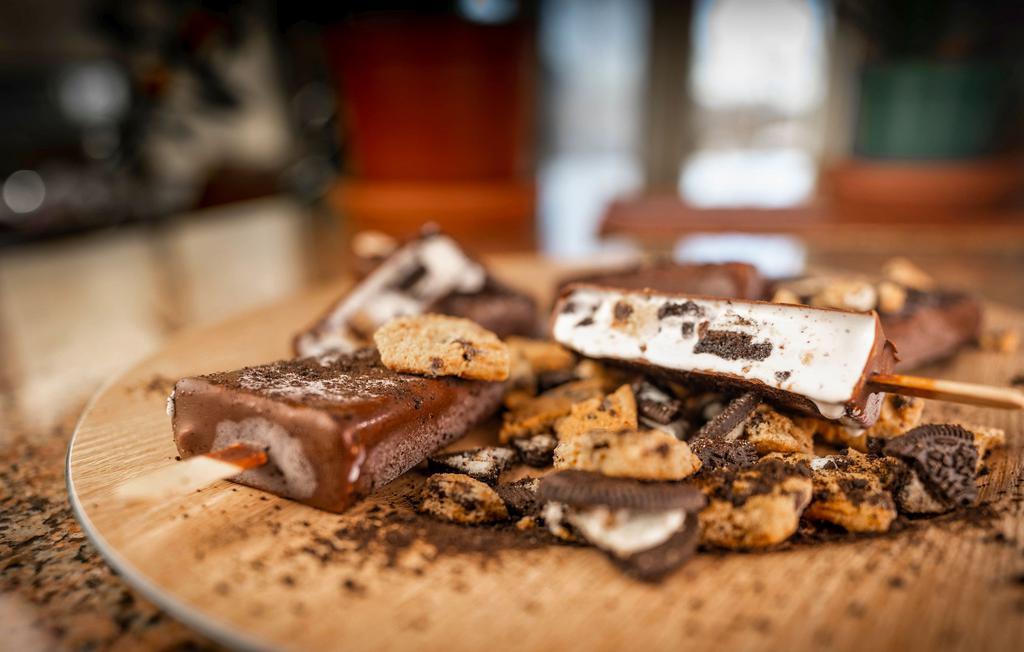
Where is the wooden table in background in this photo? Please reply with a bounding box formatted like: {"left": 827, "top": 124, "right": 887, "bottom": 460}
{"left": 2, "top": 196, "right": 1023, "bottom": 650}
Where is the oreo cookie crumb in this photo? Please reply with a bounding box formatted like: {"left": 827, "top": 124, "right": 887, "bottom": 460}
{"left": 613, "top": 301, "right": 634, "bottom": 321}
{"left": 658, "top": 301, "right": 704, "bottom": 319}
{"left": 511, "top": 434, "right": 557, "bottom": 467}
{"left": 632, "top": 380, "right": 683, "bottom": 425}
{"left": 332, "top": 502, "right": 554, "bottom": 570}
{"left": 775, "top": 371, "right": 791, "bottom": 383}
{"left": 495, "top": 478, "right": 540, "bottom": 517}
{"left": 693, "top": 392, "right": 760, "bottom": 440}
{"left": 576, "top": 317, "right": 595, "bottom": 327}
{"left": 539, "top": 470, "right": 706, "bottom": 512}
{"left": 693, "top": 330, "right": 772, "bottom": 361}
{"left": 690, "top": 437, "right": 758, "bottom": 472}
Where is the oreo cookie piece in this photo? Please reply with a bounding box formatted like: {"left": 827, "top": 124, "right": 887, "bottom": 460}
{"left": 511, "top": 434, "right": 557, "bottom": 467}
{"left": 539, "top": 470, "right": 706, "bottom": 513}
{"left": 882, "top": 424, "right": 978, "bottom": 508}
{"left": 693, "top": 392, "right": 761, "bottom": 440}
{"left": 689, "top": 436, "right": 758, "bottom": 472}
{"left": 612, "top": 515, "right": 700, "bottom": 582}
{"left": 495, "top": 477, "right": 540, "bottom": 517}
{"left": 428, "top": 446, "right": 518, "bottom": 483}
{"left": 538, "top": 471, "right": 706, "bottom": 582}
{"left": 536, "top": 368, "right": 579, "bottom": 393}
{"left": 632, "top": 379, "right": 683, "bottom": 425}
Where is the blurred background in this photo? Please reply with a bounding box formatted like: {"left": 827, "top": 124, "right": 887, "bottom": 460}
{"left": 1, "top": 0, "right": 1024, "bottom": 427}
{"left": 1, "top": 0, "right": 1022, "bottom": 249}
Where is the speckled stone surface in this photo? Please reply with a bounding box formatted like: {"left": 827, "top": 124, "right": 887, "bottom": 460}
{"left": 0, "top": 199, "right": 328, "bottom": 651}
{"left": 0, "top": 407, "right": 221, "bottom": 651}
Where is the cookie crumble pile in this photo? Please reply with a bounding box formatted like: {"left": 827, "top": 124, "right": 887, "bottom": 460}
{"left": 371, "top": 314, "right": 1008, "bottom": 582}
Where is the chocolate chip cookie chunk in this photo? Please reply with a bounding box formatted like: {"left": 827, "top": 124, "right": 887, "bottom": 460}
{"left": 375, "top": 314, "right": 510, "bottom": 381}
{"left": 419, "top": 473, "right": 510, "bottom": 524}
{"left": 698, "top": 458, "right": 813, "bottom": 549}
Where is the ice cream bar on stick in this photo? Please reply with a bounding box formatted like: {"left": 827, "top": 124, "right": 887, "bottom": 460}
{"left": 551, "top": 285, "right": 1024, "bottom": 427}
{"left": 118, "top": 349, "right": 504, "bottom": 512}
{"left": 295, "top": 228, "right": 537, "bottom": 357}
{"left": 295, "top": 230, "right": 488, "bottom": 357}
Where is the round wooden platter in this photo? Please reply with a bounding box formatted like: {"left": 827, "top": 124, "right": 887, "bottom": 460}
{"left": 68, "top": 269, "right": 1024, "bottom": 652}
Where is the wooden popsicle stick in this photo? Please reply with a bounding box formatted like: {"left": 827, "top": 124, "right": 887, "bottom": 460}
{"left": 116, "top": 443, "right": 268, "bottom": 501}
{"left": 868, "top": 373, "right": 1024, "bottom": 410}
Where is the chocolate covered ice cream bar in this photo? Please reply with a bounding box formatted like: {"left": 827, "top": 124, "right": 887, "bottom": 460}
{"left": 879, "top": 290, "right": 982, "bottom": 370}
{"left": 552, "top": 284, "right": 897, "bottom": 426}
{"left": 769, "top": 275, "right": 982, "bottom": 371}
{"left": 295, "top": 230, "right": 536, "bottom": 357}
{"left": 559, "top": 262, "right": 766, "bottom": 301}
{"left": 170, "top": 349, "right": 504, "bottom": 512}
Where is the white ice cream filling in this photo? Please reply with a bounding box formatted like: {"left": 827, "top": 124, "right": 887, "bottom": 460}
{"left": 212, "top": 417, "right": 317, "bottom": 499}
{"left": 554, "top": 287, "right": 883, "bottom": 420}
{"left": 545, "top": 501, "right": 686, "bottom": 557}
{"left": 297, "top": 234, "right": 486, "bottom": 357}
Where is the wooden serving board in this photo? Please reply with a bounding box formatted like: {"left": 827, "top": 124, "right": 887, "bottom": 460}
{"left": 67, "top": 260, "right": 1024, "bottom": 651}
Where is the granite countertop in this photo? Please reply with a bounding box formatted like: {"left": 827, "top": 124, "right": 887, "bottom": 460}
{"left": 1, "top": 414, "right": 220, "bottom": 651}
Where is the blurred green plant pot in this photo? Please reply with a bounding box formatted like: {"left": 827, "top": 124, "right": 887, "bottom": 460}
{"left": 855, "top": 61, "right": 1002, "bottom": 160}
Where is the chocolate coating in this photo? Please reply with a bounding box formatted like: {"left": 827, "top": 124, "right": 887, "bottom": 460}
{"left": 882, "top": 291, "right": 982, "bottom": 370}
{"left": 171, "top": 349, "right": 504, "bottom": 513}
{"left": 559, "top": 262, "right": 766, "bottom": 301}
{"left": 428, "top": 277, "right": 539, "bottom": 339}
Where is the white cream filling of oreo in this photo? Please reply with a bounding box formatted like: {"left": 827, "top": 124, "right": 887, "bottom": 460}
{"left": 554, "top": 287, "right": 882, "bottom": 419}
{"left": 297, "top": 234, "right": 486, "bottom": 357}
{"left": 443, "top": 449, "right": 516, "bottom": 477}
{"left": 545, "top": 501, "right": 685, "bottom": 557}
{"left": 212, "top": 417, "right": 317, "bottom": 499}
{"left": 897, "top": 471, "right": 948, "bottom": 515}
